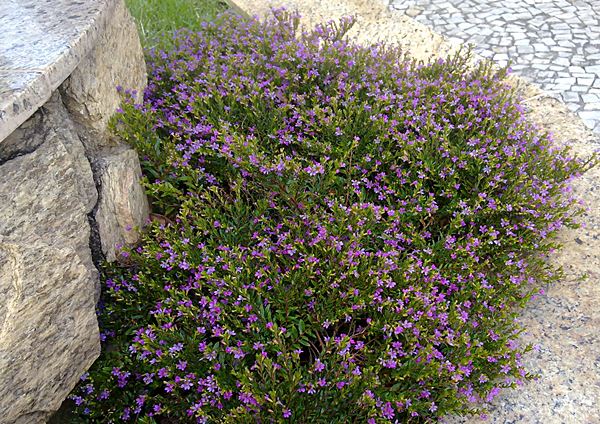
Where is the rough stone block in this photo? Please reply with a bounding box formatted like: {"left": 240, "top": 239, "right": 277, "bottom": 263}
{"left": 94, "top": 147, "right": 150, "bottom": 261}
{"left": 0, "top": 0, "right": 148, "bottom": 420}
{"left": 0, "top": 117, "right": 100, "bottom": 424}
{"left": 59, "top": 0, "right": 146, "bottom": 153}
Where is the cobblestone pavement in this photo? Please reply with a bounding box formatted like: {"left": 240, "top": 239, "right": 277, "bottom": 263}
{"left": 387, "top": 0, "right": 600, "bottom": 133}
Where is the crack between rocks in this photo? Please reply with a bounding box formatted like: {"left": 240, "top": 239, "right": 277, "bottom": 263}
{"left": 56, "top": 92, "right": 107, "bottom": 273}
{"left": 0, "top": 144, "right": 41, "bottom": 168}
{"left": 0, "top": 105, "right": 49, "bottom": 167}
{"left": 86, "top": 159, "right": 106, "bottom": 271}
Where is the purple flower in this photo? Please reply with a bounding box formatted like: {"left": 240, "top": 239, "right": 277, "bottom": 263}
{"left": 72, "top": 8, "right": 590, "bottom": 423}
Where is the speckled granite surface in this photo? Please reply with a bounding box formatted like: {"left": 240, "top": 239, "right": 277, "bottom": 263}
{"left": 0, "top": 1, "right": 147, "bottom": 421}
{"left": 0, "top": 0, "right": 122, "bottom": 142}
{"left": 227, "top": 0, "right": 600, "bottom": 422}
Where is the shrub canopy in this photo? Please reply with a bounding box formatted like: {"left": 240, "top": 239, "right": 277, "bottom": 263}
{"left": 72, "top": 10, "right": 592, "bottom": 423}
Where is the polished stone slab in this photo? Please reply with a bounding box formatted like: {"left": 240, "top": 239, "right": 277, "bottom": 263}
{"left": 0, "top": 0, "right": 120, "bottom": 142}
{"left": 0, "top": 70, "right": 49, "bottom": 138}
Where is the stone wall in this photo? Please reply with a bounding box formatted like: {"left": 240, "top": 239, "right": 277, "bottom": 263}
{"left": 0, "top": 1, "right": 149, "bottom": 422}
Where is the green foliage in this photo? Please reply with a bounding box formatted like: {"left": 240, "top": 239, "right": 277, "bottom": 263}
{"left": 71, "top": 10, "right": 596, "bottom": 423}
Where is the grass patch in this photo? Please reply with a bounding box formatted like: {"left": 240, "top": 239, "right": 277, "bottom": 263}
{"left": 125, "top": 0, "right": 228, "bottom": 48}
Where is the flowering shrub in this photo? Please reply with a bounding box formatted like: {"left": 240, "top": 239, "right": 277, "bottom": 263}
{"left": 71, "top": 10, "right": 594, "bottom": 423}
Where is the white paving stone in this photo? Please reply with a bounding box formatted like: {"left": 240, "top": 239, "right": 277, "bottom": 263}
{"left": 388, "top": 0, "right": 600, "bottom": 132}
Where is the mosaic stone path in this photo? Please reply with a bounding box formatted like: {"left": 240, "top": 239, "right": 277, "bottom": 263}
{"left": 386, "top": 0, "right": 600, "bottom": 133}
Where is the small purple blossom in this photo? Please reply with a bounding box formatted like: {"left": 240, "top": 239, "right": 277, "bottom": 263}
{"left": 71, "top": 8, "right": 593, "bottom": 424}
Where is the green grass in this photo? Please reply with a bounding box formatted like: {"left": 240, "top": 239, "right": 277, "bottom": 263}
{"left": 125, "top": 0, "right": 229, "bottom": 49}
